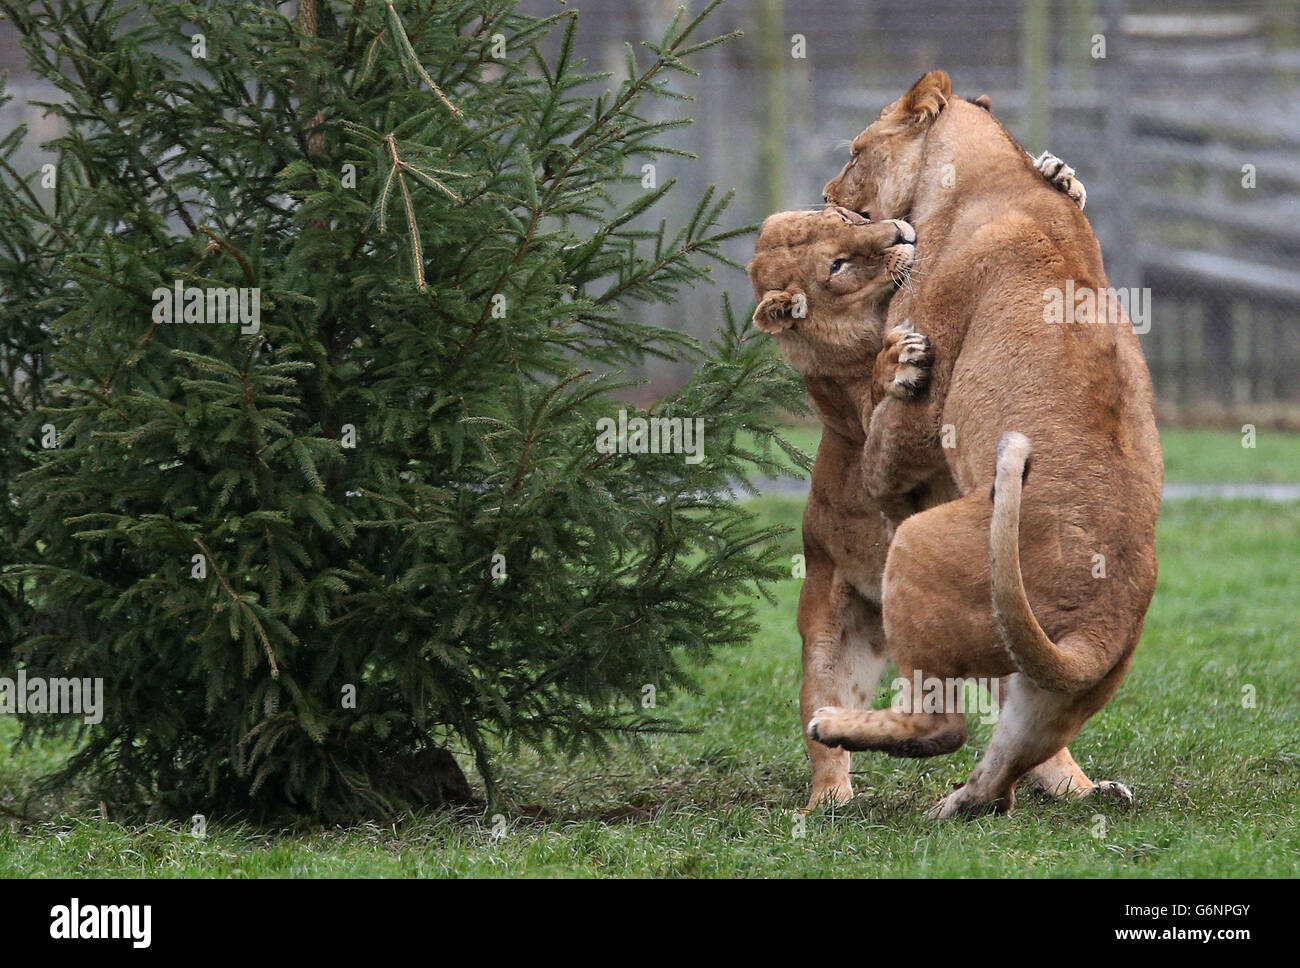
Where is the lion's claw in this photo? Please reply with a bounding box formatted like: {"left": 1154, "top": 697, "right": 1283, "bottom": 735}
{"left": 876, "top": 324, "right": 934, "bottom": 399}
{"left": 1086, "top": 780, "right": 1135, "bottom": 806}
{"left": 1034, "top": 151, "right": 1086, "bottom": 210}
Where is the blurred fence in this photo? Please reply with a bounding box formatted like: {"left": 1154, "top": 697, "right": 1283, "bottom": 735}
{"left": 1121, "top": 6, "right": 1300, "bottom": 413}
{"left": 523, "top": 0, "right": 1300, "bottom": 416}
{"left": 4, "top": 1, "right": 1299, "bottom": 415}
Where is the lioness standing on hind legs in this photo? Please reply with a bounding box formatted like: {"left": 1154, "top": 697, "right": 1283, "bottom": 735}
{"left": 809, "top": 70, "right": 1162, "bottom": 818}
{"left": 749, "top": 155, "right": 1093, "bottom": 812}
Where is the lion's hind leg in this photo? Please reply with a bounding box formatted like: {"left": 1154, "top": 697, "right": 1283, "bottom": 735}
{"left": 1025, "top": 744, "right": 1091, "bottom": 798}
{"left": 807, "top": 705, "right": 967, "bottom": 757}
{"left": 806, "top": 663, "right": 968, "bottom": 758}
{"left": 1025, "top": 746, "right": 1134, "bottom": 805}
{"left": 926, "top": 676, "right": 1071, "bottom": 819}
{"left": 1005, "top": 683, "right": 1131, "bottom": 804}
{"left": 926, "top": 673, "right": 1131, "bottom": 820}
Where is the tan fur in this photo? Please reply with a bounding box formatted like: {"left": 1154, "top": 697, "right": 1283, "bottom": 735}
{"left": 809, "top": 70, "right": 1162, "bottom": 818}
{"left": 749, "top": 202, "right": 1107, "bottom": 812}
{"left": 749, "top": 207, "right": 932, "bottom": 809}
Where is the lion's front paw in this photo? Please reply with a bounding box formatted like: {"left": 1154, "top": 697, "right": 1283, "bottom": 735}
{"left": 876, "top": 324, "right": 934, "bottom": 400}
{"left": 1034, "top": 151, "right": 1087, "bottom": 210}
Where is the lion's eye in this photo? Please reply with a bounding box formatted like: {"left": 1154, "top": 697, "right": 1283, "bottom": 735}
{"left": 830, "top": 258, "right": 850, "bottom": 274}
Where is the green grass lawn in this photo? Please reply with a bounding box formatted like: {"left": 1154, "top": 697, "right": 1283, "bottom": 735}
{"left": 3, "top": 488, "right": 1298, "bottom": 877}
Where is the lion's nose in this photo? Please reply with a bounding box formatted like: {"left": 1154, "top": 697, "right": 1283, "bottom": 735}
{"left": 894, "top": 221, "right": 916, "bottom": 245}
{"left": 827, "top": 204, "right": 869, "bottom": 226}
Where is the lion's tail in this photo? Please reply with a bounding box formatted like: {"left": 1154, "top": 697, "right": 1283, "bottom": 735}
{"left": 989, "top": 431, "right": 1113, "bottom": 692}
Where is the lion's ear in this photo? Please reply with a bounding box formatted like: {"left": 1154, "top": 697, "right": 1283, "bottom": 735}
{"left": 972, "top": 93, "right": 992, "bottom": 111}
{"left": 752, "top": 289, "right": 798, "bottom": 333}
{"left": 901, "top": 70, "right": 951, "bottom": 125}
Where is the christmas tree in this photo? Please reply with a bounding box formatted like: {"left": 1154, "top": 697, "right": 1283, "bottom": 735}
{"left": 0, "top": 0, "right": 806, "bottom": 818}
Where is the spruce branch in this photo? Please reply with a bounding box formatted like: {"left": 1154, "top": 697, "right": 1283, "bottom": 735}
{"left": 194, "top": 537, "right": 280, "bottom": 680}
{"left": 198, "top": 227, "right": 256, "bottom": 285}
{"left": 380, "top": 0, "right": 461, "bottom": 117}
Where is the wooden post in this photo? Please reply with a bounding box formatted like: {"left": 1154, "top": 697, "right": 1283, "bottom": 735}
{"left": 1147, "top": 275, "right": 1164, "bottom": 398}
{"left": 1020, "top": 0, "right": 1050, "bottom": 153}
{"left": 755, "top": 0, "right": 786, "bottom": 216}
{"left": 1276, "top": 309, "right": 1287, "bottom": 402}
{"left": 1266, "top": 0, "right": 1299, "bottom": 92}
{"left": 1203, "top": 293, "right": 1234, "bottom": 407}
{"left": 1067, "top": 0, "right": 1099, "bottom": 91}
{"left": 1101, "top": 0, "right": 1136, "bottom": 293}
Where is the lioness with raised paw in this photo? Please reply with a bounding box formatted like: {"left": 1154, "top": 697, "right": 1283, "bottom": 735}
{"left": 749, "top": 206, "right": 938, "bottom": 810}
{"left": 811, "top": 70, "right": 1161, "bottom": 818}
{"left": 749, "top": 146, "right": 1097, "bottom": 811}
